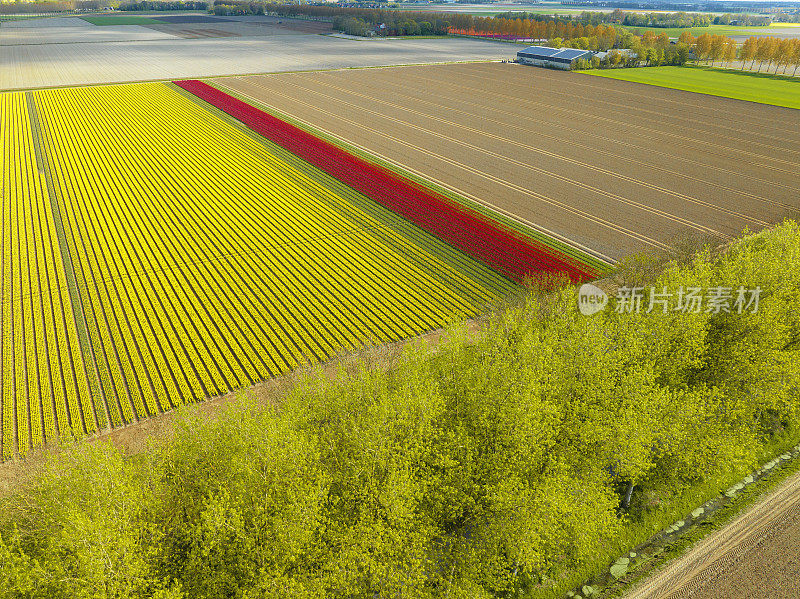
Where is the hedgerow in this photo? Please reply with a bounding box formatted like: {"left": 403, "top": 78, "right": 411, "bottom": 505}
{"left": 1, "top": 221, "right": 799, "bottom": 598}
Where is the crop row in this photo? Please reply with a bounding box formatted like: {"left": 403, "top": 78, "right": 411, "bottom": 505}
{"left": 0, "top": 92, "right": 95, "bottom": 459}
{"left": 0, "top": 82, "right": 515, "bottom": 456}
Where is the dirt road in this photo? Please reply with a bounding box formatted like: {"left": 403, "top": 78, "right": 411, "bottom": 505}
{"left": 624, "top": 469, "right": 800, "bottom": 599}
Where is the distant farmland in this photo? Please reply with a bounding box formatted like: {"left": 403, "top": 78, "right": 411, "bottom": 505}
{"left": 0, "top": 83, "right": 519, "bottom": 458}
{"left": 214, "top": 62, "right": 800, "bottom": 259}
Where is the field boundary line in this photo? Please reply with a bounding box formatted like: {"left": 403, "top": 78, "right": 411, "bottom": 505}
{"left": 0, "top": 60, "right": 501, "bottom": 94}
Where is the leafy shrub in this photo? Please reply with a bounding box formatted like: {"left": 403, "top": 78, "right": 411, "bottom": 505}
{"left": 1, "top": 221, "right": 799, "bottom": 597}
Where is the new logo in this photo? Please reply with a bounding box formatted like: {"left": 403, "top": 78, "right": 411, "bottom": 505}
{"left": 578, "top": 283, "right": 608, "bottom": 316}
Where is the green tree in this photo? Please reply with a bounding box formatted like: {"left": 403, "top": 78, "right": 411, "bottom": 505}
{"left": 572, "top": 57, "right": 591, "bottom": 70}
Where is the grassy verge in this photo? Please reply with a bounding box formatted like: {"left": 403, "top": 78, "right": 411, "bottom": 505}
{"left": 604, "top": 440, "right": 800, "bottom": 598}
{"left": 578, "top": 65, "right": 800, "bottom": 109}
{"left": 557, "top": 432, "right": 800, "bottom": 598}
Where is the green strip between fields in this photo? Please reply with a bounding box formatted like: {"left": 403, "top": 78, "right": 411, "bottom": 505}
{"left": 200, "top": 79, "right": 614, "bottom": 277}
{"left": 25, "top": 92, "right": 107, "bottom": 431}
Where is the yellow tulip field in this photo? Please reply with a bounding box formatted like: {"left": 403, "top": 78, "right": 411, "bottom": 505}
{"left": 0, "top": 82, "right": 515, "bottom": 458}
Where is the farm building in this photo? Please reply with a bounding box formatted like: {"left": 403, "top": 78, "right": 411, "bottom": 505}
{"left": 593, "top": 48, "right": 637, "bottom": 62}
{"left": 516, "top": 46, "right": 593, "bottom": 70}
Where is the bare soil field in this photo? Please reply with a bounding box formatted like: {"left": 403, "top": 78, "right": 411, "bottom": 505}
{"left": 225, "top": 15, "right": 334, "bottom": 35}
{"left": 729, "top": 26, "right": 800, "bottom": 42}
{"left": 0, "top": 22, "right": 177, "bottom": 45}
{"left": 214, "top": 62, "right": 800, "bottom": 259}
{"left": 0, "top": 25, "right": 509, "bottom": 90}
{"left": 624, "top": 469, "right": 800, "bottom": 599}
{"left": 145, "top": 15, "right": 333, "bottom": 38}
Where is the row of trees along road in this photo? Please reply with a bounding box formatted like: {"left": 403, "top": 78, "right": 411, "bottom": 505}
{"left": 449, "top": 15, "right": 688, "bottom": 61}
{"left": 680, "top": 32, "right": 800, "bottom": 74}
{"left": 737, "top": 35, "right": 800, "bottom": 74}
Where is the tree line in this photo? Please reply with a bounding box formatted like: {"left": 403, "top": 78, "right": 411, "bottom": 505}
{"left": 688, "top": 32, "right": 800, "bottom": 74}
{"left": 450, "top": 18, "right": 621, "bottom": 50}
{"left": 331, "top": 14, "right": 449, "bottom": 37}
{"left": 1, "top": 221, "right": 799, "bottom": 598}
{"left": 774, "top": 10, "right": 800, "bottom": 24}
{"left": 212, "top": 1, "right": 449, "bottom": 34}
{"left": 212, "top": 0, "right": 264, "bottom": 16}
{"left": 713, "top": 13, "right": 771, "bottom": 26}
{"left": 262, "top": 2, "right": 448, "bottom": 25}
{"left": 447, "top": 12, "right": 800, "bottom": 75}
{"left": 620, "top": 10, "right": 711, "bottom": 28}
{"left": 0, "top": 0, "right": 205, "bottom": 14}
{"left": 734, "top": 35, "right": 800, "bottom": 74}
{"left": 451, "top": 15, "right": 692, "bottom": 66}
{"left": 0, "top": 0, "right": 104, "bottom": 15}
{"left": 119, "top": 1, "right": 207, "bottom": 11}
{"left": 571, "top": 32, "right": 800, "bottom": 73}
{"left": 214, "top": 1, "right": 449, "bottom": 34}
{"left": 476, "top": 9, "right": 711, "bottom": 29}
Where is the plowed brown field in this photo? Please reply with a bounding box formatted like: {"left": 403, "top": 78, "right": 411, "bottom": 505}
{"left": 213, "top": 62, "right": 800, "bottom": 260}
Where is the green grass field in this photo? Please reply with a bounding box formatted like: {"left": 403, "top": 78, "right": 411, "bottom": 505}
{"left": 0, "top": 14, "right": 52, "bottom": 22}
{"left": 80, "top": 15, "right": 167, "bottom": 26}
{"left": 618, "top": 23, "right": 795, "bottom": 38}
{"left": 579, "top": 65, "right": 800, "bottom": 109}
